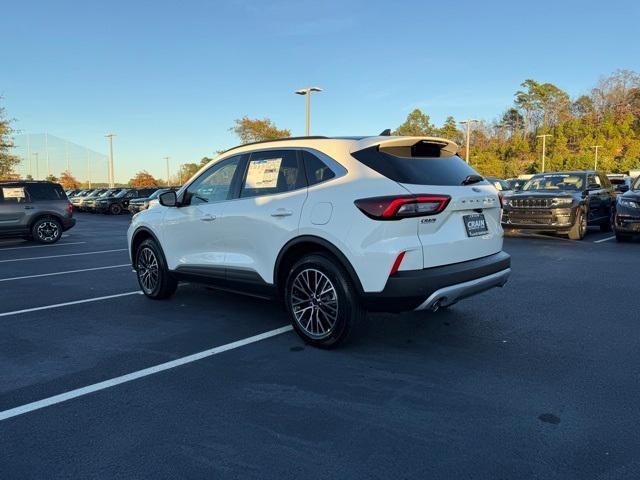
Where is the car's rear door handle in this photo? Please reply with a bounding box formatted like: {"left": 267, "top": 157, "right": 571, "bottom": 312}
{"left": 271, "top": 209, "right": 293, "bottom": 217}
{"left": 200, "top": 214, "right": 216, "bottom": 222}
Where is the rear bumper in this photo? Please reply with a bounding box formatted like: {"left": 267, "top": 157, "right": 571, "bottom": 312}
{"left": 62, "top": 217, "right": 76, "bottom": 230}
{"left": 361, "top": 251, "right": 511, "bottom": 312}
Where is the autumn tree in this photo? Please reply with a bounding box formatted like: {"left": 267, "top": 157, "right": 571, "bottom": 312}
{"left": 129, "top": 170, "right": 159, "bottom": 188}
{"left": 231, "top": 117, "right": 290, "bottom": 144}
{"left": 0, "top": 99, "right": 20, "bottom": 180}
{"left": 59, "top": 170, "right": 80, "bottom": 189}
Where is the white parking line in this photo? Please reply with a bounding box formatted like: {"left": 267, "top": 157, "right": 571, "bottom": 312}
{"left": 0, "top": 291, "right": 141, "bottom": 318}
{"left": 0, "top": 264, "right": 131, "bottom": 283}
{"left": 0, "top": 248, "right": 128, "bottom": 263}
{"left": 0, "top": 241, "right": 87, "bottom": 251}
{"left": 594, "top": 236, "right": 616, "bottom": 243}
{"left": 0, "top": 325, "right": 293, "bottom": 422}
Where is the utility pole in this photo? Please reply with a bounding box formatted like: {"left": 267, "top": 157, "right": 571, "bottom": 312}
{"left": 45, "top": 132, "right": 50, "bottom": 177}
{"left": 164, "top": 157, "right": 171, "bottom": 187}
{"left": 33, "top": 152, "right": 40, "bottom": 179}
{"left": 295, "top": 87, "right": 323, "bottom": 136}
{"left": 65, "top": 140, "right": 70, "bottom": 173}
{"left": 591, "top": 145, "right": 603, "bottom": 170}
{"left": 459, "top": 119, "right": 479, "bottom": 164}
{"left": 26, "top": 134, "right": 32, "bottom": 178}
{"left": 105, "top": 134, "right": 116, "bottom": 188}
{"left": 536, "top": 134, "right": 552, "bottom": 173}
{"left": 86, "top": 148, "right": 92, "bottom": 189}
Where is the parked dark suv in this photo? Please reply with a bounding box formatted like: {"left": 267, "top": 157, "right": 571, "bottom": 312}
{"left": 95, "top": 188, "right": 157, "bottom": 215}
{"left": 501, "top": 170, "right": 614, "bottom": 240}
{"left": 613, "top": 175, "right": 640, "bottom": 242}
{"left": 0, "top": 181, "right": 76, "bottom": 243}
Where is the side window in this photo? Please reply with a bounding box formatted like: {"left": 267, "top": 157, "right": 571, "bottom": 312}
{"left": 599, "top": 174, "right": 611, "bottom": 189}
{"left": 588, "top": 174, "right": 601, "bottom": 187}
{"left": 185, "top": 155, "right": 241, "bottom": 205}
{"left": 240, "top": 150, "right": 305, "bottom": 198}
{"left": 302, "top": 151, "right": 336, "bottom": 186}
{"left": 0, "top": 186, "right": 28, "bottom": 204}
{"left": 27, "top": 183, "right": 64, "bottom": 201}
{"left": 126, "top": 191, "right": 138, "bottom": 198}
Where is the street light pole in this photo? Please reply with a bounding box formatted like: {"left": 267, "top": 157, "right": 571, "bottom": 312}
{"left": 459, "top": 119, "right": 479, "bottom": 164}
{"left": 33, "top": 152, "right": 40, "bottom": 179}
{"left": 295, "top": 87, "right": 323, "bottom": 136}
{"left": 164, "top": 156, "right": 171, "bottom": 187}
{"left": 591, "top": 145, "right": 603, "bottom": 170}
{"left": 536, "top": 134, "right": 552, "bottom": 173}
{"left": 105, "top": 134, "right": 116, "bottom": 188}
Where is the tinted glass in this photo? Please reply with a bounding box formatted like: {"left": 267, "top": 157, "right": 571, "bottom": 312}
{"left": 186, "top": 156, "right": 241, "bottom": 205}
{"left": 352, "top": 147, "right": 483, "bottom": 186}
{"left": 303, "top": 151, "right": 335, "bottom": 186}
{"left": 26, "top": 183, "right": 65, "bottom": 201}
{"left": 241, "top": 150, "right": 304, "bottom": 198}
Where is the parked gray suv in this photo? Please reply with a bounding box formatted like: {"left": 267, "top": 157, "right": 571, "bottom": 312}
{"left": 0, "top": 181, "right": 76, "bottom": 243}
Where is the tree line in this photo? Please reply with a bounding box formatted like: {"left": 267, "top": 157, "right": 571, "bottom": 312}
{"left": 2, "top": 69, "right": 639, "bottom": 186}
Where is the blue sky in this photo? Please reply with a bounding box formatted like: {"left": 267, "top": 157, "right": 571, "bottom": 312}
{"left": 4, "top": 0, "right": 639, "bottom": 181}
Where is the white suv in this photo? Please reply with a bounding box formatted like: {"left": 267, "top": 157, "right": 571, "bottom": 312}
{"left": 127, "top": 135, "right": 511, "bottom": 347}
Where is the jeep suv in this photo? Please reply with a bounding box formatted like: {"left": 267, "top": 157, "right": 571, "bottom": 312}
{"left": 128, "top": 136, "right": 511, "bottom": 347}
{"left": 502, "top": 171, "right": 614, "bottom": 240}
{"left": 0, "top": 181, "right": 76, "bottom": 243}
{"left": 95, "top": 188, "right": 157, "bottom": 215}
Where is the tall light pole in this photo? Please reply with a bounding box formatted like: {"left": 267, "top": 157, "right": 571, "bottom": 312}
{"left": 45, "top": 132, "right": 50, "bottom": 178}
{"left": 536, "top": 134, "right": 552, "bottom": 173}
{"left": 459, "top": 119, "right": 479, "bottom": 164}
{"left": 295, "top": 87, "right": 322, "bottom": 136}
{"left": 86, "top": 148, "right": 92, "bottom": 189}
{"left": 105, "top": 133, "right": 116, "bottom": 188}
{"left": 591, "top": 145, "right": 603, "bottom": 170}
{"left": 33, "top": 152, "right": 40, "bottom": 179}
{"left": 164, "top": 156, "right": 171, "bottom": 186}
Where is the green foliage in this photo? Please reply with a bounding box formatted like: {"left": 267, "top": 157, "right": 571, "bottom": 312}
{"left": 398, "top": 70, "right": 640, "bottom": 177}
{"left": 231, "top": 117, "right": 290, "bottom": 144}
{"left": 0, "top": 99, "right": 20, "bottom": 180}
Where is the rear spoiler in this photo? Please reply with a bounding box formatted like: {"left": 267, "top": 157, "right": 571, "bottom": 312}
{"left": 350, "top": 136, "right": 459, "bottom": 157}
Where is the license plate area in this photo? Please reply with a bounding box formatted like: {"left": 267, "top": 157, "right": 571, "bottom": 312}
{"left": 463, "top": 213, "right": 488, "bottom": 237}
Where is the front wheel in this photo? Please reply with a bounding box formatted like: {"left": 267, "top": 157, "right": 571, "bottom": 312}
{"left": 32, "top": 217, "right": 62, "bottom": 244}
{"left": 109, "top": 204, "right": 122, "bottom": 215}
{"left": 135, "top": 238, "right": 178, "bottom": 299}
{"left": 568, "top": 209, "right": 587, "bottom": 240}
{"left": 284, "top": 254, "right": 365, "bottom": 348}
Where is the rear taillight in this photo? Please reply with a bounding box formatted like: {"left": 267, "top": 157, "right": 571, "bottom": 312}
{"left": 67, "top": 202, "right": 73, "bottom": 216}
{"left": 354, "top": 195, "right": 450, "bottom": 220}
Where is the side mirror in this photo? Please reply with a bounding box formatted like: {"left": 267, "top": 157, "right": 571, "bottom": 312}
{"left": 617, "top": 185, "right": 630, "bottom": 193}
{"left": 159, "top": 191, "right": 177, "bottom": 207}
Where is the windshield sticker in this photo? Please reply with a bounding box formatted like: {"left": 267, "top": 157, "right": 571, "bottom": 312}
{"left": 245, "top": 158, "right": 282, "bottom": 189}
{"left": 2, "top": 187, "right": 26, "bottom": 199}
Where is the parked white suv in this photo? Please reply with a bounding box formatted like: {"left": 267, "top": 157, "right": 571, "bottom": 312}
{"left": 127, "top": 135, "right": 511, "bottom": 347}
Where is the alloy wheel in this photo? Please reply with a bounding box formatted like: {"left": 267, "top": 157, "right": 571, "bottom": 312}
{"left": 580, "top": 211, "right": 587, "bottom": 237}
{"left": 137, "top": 247, "right": 159, "bottom": 294}
{"left": 37, "top": 221, "right": 60, "bottom": 242}
{"left": 290, "top": 268, "right": 339, "bottom": 340}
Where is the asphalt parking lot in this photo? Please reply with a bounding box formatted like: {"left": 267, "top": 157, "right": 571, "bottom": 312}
{"left": 1, "top": 213, "right": 639, "bottom": 479}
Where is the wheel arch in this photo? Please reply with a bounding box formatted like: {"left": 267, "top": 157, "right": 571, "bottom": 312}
{"left": 28, "top": 212, "right": 65, "bottom": 231}
{"left": 274, "top": 235, "right": 364, "bottom": 296}
{"left": 130, "top": 226, "right": 166, "bottom": 269}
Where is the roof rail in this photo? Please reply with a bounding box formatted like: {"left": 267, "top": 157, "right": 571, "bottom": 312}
{"left": 221, "top": 136, "right": 329, "bottom": 155}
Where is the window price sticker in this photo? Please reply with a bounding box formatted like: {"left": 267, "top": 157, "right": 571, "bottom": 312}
{"left": 2, "top": 187, "right": 26, "bottom": 199}
{"left": 245, "top": 158, "right": 282, "bottom": 189}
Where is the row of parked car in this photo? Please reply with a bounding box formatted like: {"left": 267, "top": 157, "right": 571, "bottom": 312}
{"left": 486, "top": 171, "right": 639, "bottom": 242}
{"left": 66, "top": 187, "right": 180, "bottom": 215}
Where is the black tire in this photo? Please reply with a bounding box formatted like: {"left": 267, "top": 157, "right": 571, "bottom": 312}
{"left": 31, "top": 217, "right": 63, "bottom": 244}
{"left": 615, "top": 232, "right": 632, "bottom": 242}
{"left": 568, "top": 209, "right": 587, "bottom": 240}
{"left": 135, "top": 238, "right": 178, "bottom": 299}
{"left": 284, "top": 253, "right": 365, "bottom": 348}
{"left": 109, "top": 204, "right": 122, "bottom": 215}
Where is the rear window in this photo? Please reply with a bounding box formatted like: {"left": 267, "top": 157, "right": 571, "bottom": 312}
{"left": 352, "top": 146, "right": 485, "bottom": 186}
{"left": 302, "top": 151, "right": 336, "bottom": 186}
{"left": 26, "top": 183, "right": 66, "bottom": 201}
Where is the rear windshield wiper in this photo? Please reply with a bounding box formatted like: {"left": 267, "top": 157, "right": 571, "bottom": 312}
{"left": 461, "top": 175, "right": 484, "bottom": 186}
